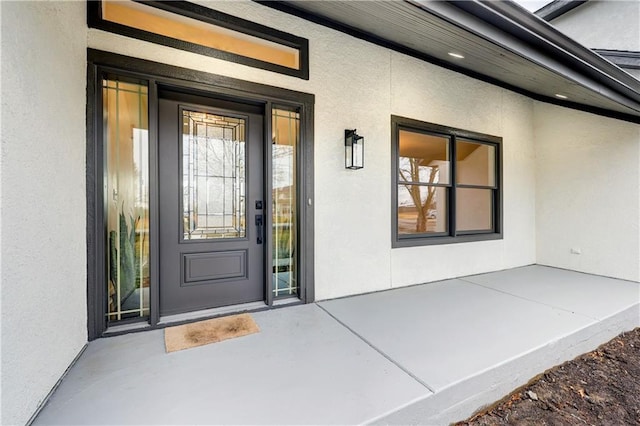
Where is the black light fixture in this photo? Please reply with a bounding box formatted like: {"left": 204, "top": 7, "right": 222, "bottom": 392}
{"left": 345, "top": 129, "right": 364, "bottom": 170}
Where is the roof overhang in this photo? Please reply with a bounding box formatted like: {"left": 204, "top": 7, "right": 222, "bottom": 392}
{"left": 258, "top": 0, "right": 640, "bottom": 123}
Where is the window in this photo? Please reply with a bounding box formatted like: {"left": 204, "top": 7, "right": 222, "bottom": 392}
{"left": 88, "top": 0, "right": 309, "bottom": 79}
{"left": 392, "top": 116, "right": 502, "bottom": 247}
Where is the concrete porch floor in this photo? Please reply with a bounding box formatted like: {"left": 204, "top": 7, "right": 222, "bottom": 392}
{"left": 33, "top": 265, "right": 640, "bottom": 425}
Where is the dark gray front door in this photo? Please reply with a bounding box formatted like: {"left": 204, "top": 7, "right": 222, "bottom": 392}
{"left": 159, "top": 92, "right": 264, "bottom": 316}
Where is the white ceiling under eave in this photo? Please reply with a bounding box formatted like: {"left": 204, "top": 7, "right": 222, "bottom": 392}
{"left": 263, "top": 0, "right": 640, "bottom": 123}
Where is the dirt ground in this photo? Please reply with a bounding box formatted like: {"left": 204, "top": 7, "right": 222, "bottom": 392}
{"left": 457, "top": 327, "right": 640, "bottom": 426}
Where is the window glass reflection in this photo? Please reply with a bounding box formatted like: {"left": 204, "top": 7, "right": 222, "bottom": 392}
{"left": 398, "top": 185, "right": 447, "bottom": 234}
{"left": 398, "top": 130, "right": 450, "bottom": 185}
{"left": 103, "top": 77, "right": 150, "bottom": 322}
{"left": 456, "top": 141, "right": 496, "bottom": 186}
{"left": 456, "top": 188, "right": 493, "bottom": 231}
{"left": 272, "top": 108, "right": 299, "bottom": 297}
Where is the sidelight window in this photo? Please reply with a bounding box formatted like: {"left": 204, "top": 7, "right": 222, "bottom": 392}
{"left": 272, "top": 107, "right": 300, "bottom": 298}
{"left": 103, "top": 76, "right": 150, "bottom": 321}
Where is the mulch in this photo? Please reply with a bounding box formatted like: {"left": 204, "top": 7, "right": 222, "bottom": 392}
{"left": 456, "top": 327, "right": 640, "bottom": 425}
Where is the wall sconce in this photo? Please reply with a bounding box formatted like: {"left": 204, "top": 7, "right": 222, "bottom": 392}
{"left": 345, "top": 129, "right": 364, "bottom": 170}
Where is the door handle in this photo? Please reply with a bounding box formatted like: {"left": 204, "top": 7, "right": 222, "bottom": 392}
{"left": 255, "top": 214, "right": 263, "bottom": 244}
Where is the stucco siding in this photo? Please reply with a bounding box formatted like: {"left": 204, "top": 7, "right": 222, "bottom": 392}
{"left": 534, "top": 103, "right": 640, "bottom": 281}
{"left": 88, "top": 0, "right": 538, "bottom": 298}
{"left": 551, "top": 1, "right": 640, "bottom": 51}
{"left": 2, "top": 0, "right": 638, "bottom": 424}
{"left": 0, "top": 2, "right": 88, "bottom": 425}
{"left": 389, "top": 54, "right": 537, "bottom": 286}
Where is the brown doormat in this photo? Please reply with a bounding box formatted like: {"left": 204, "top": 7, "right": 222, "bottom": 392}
{"left": 164, "top": 313, "right": 259, "bottom": 353}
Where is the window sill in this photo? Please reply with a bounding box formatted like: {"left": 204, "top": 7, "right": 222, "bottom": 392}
{"left": 393, "top": 232, "right": 503, "bottom": 248}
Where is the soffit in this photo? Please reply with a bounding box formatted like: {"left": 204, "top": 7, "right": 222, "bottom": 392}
{"left": 267, "top": 0, "right": 640, "bottom": 121}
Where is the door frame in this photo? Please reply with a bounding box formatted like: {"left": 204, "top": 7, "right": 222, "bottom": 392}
{"left": 87, "top": 49, "right": 315, "bottom": 340}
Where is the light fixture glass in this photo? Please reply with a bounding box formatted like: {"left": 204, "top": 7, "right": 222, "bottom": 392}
{"left": 345, "top": 129, "right": 364, "bottom": 170}
{"left": 448, "top": 52, "right": 465, "bottom": 59}
{"left": 555, "top": 93, "right": 568, "bottom": 99}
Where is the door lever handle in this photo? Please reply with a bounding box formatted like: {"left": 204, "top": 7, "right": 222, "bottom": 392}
{"left": 255, "top": 215, "right": 263, "bottom": 244}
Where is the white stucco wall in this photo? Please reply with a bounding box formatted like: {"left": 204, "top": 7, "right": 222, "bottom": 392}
{"left": 390, "top": 59, "right": 537, "bottom": 286}
{"left": 88, "top": 0, "right": 538, "bottom": 299}
{"left": 2, "top": 0, "right": 637, "bottom": 423}
{"left": 534, "top": 103, "right": 640, "bottom": 281}
{"left": 551, "top": 1, "right": 640, "bottom": 51}
{"left": 1, "top": 2, "right": 88, "bottom": 425}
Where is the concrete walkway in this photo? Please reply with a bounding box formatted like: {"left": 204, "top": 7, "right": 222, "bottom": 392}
{"left": 33, "top": 266, "right": 639, "bottom": 425}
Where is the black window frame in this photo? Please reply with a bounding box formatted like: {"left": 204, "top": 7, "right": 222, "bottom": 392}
{"left": 392, "top": 116, "right": 503, "bottom": 247}
{"left": 87, "top": 0, "right": 310, "bottom": 80}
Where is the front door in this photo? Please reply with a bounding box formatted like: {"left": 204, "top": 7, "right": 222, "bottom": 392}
{"left": 158, "top": 91, "right": 264, "bottom": 316}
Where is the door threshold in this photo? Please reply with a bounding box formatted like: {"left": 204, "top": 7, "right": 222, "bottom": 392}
{"left": 102, "top": 299, "right": 304, "bottom": 338}
{"left": 158, "top": 301, "right": 269, "bottom": 326}
{"left": 104, "top": 320, "right": 152, "bottom": 336}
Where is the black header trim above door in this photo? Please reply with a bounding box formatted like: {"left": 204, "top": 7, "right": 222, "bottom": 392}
{"left": 87, "top": 0, "right": 309, "bottom": 79}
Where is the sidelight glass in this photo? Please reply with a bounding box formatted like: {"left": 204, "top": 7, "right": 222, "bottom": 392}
{"left": 182, "top": 110, "right": 246, "bottom": 240}
{"left": 272, "top": 107, "right": 299, "bottom": 297}
{"left": 103, "top": 76, "right": 150, "bottom": 322}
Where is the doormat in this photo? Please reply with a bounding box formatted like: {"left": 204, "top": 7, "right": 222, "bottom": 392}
{"left": 164, "top": 313, "right": 259, "bottom": 353}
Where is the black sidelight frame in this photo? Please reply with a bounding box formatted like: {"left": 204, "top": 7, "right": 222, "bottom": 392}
{"left": 87, "top": 0, "right": 309, "bottom": 80}
{"left": 391, "top": 116, "right": 503, "bottom": 248}
{"left": 87, "top": 49, "right": 314, "bottom": 340}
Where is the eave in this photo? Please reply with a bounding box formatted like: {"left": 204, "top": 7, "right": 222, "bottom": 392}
{"left": 258, "top": 0, "right": 640, "bottom": 123}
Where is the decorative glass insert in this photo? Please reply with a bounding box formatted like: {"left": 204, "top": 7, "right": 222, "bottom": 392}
{"left": 272, "top": 107, "right": 299, "bottom": 297}
{"left": 182, "top": 110, "right": 246, "bottom": 240}
{"left": 103, "top": 76, "right": 150, "bottom": 322}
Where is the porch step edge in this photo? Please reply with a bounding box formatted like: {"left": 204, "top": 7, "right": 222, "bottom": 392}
{"left": 368, "top": 302, "right": 640, "bottom": 425}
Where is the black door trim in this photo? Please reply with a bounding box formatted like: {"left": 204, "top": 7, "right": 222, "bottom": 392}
{"left": 87, "top": 49, "right": 315, "bottom": 340}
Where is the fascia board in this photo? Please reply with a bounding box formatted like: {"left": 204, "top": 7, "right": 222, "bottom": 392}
{"left": 408, "top": 0, "right": 640, "bottom": 114}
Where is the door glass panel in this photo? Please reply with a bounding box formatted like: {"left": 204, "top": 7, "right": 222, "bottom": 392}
{"left": 272, "top": 107, "right": 299, "bottom": 297}
{"left": 182, "top": 110, "right": 246, "bottom": 240}
{"left": 103, "top": 76, "right": 150, "bottom": 322}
